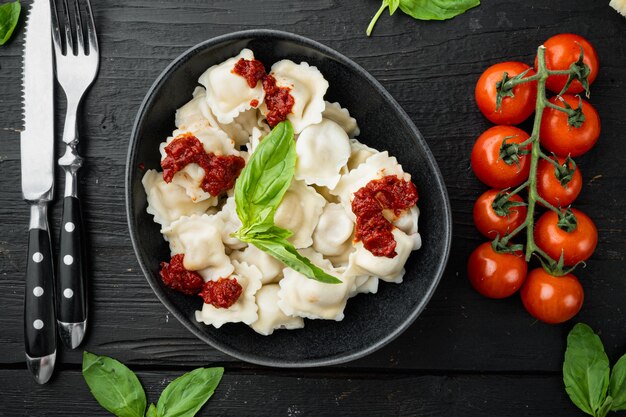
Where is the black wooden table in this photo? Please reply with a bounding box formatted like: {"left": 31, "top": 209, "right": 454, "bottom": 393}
{"left": 1, "top": 1, "right": 625, "bottom": 415}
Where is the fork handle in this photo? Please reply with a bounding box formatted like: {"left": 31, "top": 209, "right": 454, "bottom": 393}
{"left": 25, "top": 203, "right": 57, "bottom": 384}
{"left": 56, "top": 165, "right": 88, "bottom": 349}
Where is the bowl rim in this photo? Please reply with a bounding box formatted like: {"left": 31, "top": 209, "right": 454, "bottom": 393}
{"left": 125, "top": 29, "right": 452, "bottom": 367}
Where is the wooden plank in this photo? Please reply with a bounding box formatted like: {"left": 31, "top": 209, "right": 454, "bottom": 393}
{"left": 0, "top": 0, "right": 624, "bottom": 373}
{"left": 0, "top": 369, "right": 583, "bottom": 416}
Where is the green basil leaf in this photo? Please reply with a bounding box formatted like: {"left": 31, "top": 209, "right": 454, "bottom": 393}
{"left": 234, "top": 121, "right": 295, "bottom": 227}
{"left": 563, "top": 323, "right": 610, "bottom": 416}
{"left": 82, "top": 351, "right": 147, "bottom": 417}
{"left": 389, "top": 0, "right": 400, "bottom": 14}
{"left": 238, "top": 223, "right": 293, "bottom": 241}
{"left": 156, "top": 367, "right": 223, "bottom": 417}
{"left": 597, "top": 396, "right": 613, "bottom": 417}
{"left": 399, "top": 0, "right": 480, "bottom": 20}
{"left": 609, "top": 354, "right": 626, "bottom": 410}
{"left": 248, "top": 235, "right": 342, "bottom": 284}
{"left": 146, "top": 404, "right": 158, "bottom": 417}
{"left": 0, "top": 0, "right": 20, "bottom": 46}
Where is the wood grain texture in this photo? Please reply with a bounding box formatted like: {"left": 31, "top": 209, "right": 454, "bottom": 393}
{"left": 0, "top": 0, "right": 625, "bottom": 414}
{"left": 0, "top": 369, "right": 582, "bottom": 416}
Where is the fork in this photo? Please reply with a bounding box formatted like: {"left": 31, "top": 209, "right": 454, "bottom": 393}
{"left": 51, "top": 0, "right": 99, "bottom": 349}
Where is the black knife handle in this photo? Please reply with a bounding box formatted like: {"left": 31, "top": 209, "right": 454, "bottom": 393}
{"left": 25, "top": 219, "right": 57, "bottom": 361}
{"left": 56, "top": 195, "right": 87, "bottom": 346}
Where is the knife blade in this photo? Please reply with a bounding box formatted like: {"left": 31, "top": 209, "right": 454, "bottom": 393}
{"left": 20, "top": 0, "right": 57, "bottom": 385}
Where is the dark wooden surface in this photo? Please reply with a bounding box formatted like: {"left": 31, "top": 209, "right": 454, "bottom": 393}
{"left": 1, "top": 0, "right": 625, "bottom": 415}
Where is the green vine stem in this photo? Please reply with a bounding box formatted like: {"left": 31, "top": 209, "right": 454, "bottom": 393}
{"left": 496, "top": 45, "right": 589, "bottom": 273}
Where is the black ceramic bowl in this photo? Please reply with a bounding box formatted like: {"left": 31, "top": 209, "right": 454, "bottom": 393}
{"left": 126, "top": 30, "right": 452, "bottom": 367}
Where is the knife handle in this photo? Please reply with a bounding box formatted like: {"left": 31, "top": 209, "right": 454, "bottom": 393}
{"left": 56, "top": 193, "right": 88, "bottom": 349}
{"left": 25, "top": 203, "right": 57, "bottom": 384}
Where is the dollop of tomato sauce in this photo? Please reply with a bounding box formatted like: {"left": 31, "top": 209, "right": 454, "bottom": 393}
{"left": 161, "top": 133, "right": 245, "bottom": 196}
{"left": 352, "top": 175, "right": 418, "bottom": 258}
{"left": 199, "top": 278, "right": 243, "bottom": 309}
{"left": 233, "top": 58, "right": 266, "bottom": 88}
{"left": 262, "top": 74, "right": 295, "bottom": 127}
{"left": 159, "top": 254, "right": 205, "bottom": 295}
{"left": 232, "top": 58, "right": 295, "bottom": 127}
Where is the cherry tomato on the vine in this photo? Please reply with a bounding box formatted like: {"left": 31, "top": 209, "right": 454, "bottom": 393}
{"left": 468, "top": 242, "right": 528, "bottom": 299}
{"left": 471, "top": 126, "right": 531, "bottom": 188}
{"left": 540, "top": 94, "right": 601, "bottom": 157}
{"left": 536, "top": 34, "right": 599, "bottom": 95}
{"left": 536, "top": 157, "right": 582, "bottom": 208}
{"left": 534, "top": 208, "right": 598, "bottom": 266}
{"left": 473, "top": 189, "right": 527, "bottom": 239}
{"left": 475, "top": 61, "right": 537, "bottom": 125}
{"left": 520, "top": 268, "right": 584, "bottom": 324}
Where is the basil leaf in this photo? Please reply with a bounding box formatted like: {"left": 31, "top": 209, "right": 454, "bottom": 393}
{"left": 146, "top": 404, "right": 158, "bottom": 417}
{"left": 234, "top": 121, "right": 295, "bottom": 227}
{"left": 399, "top": 0, "right": 480, "bottom": 20}
{"left": 0, "top": 0, "right": 20, "bottom": 46}
{"left": 82, "top": 351, "right": 147, "bottom": 417}
{"left": 156, "top": 367, "right": 223, "bottom": 417}
{"left": 248, "top": 235, "right": 342, "bottom": 284}
{"left": 389, "top": 0, "right": 400, "bottom": 14}
{"left": 610, "top": 354, "right": 626, "bottom": 410}
{"left": 563, "top": 323, "right": 610, "bottom": 416}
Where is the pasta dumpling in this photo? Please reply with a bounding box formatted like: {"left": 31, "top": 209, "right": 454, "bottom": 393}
{"left": 251, "top": 284, "right": 304, "bottom": 335}
{"left": 274, "top": 179, "right": 326, "bottom": 249}
{"left": 199, "top": 48, "right": 265, "bottom": 124}
{"left": 312, "top": 203, "right": 354, "bottom": 258}
{"left": 347, "top": 139, "right": 379, "bottom": 171}
{"left": 266, "top": 60, "right": 328, "bottom": 133}
{"left": 230, "top": 244, "right": 284, "bottom": 284}
{"left": 195, "top": 260, "right": 262, "bottom": 328}
{"left": 322, "top": 101, "right": 360, "bottom": 138}
{"left": 295, "top": 119, "right": 351, "bottom": 190}
{"left": 345, "top": 228, "right": 416, "bottom": 284}
{"left": 331, "top": 151, "right": 409, "bottom": 205}
{"left": 162, "top": 214, "right": 234, "bottom": 279}
{"left": 278, "top": 250, "right": 355, "bottom": 321}
{"left": 158, "top": 128, "right": 239, "bottom": 202}
{"left": 142, "top": 169, "right": 215, "bottom": 228}
{"left": 215, "top": 197, "right": 247, "bottom": 250}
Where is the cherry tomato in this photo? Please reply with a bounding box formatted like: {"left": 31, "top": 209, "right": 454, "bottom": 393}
{"left": 540, "top": 94, "right": 601, "bottom": 157}
{"left": 467, "top": 242, "right": 528, "bottom": 299}
{"left": 534, "top": 208, "right": 598, "bottom": 266}
{"left": 475, "top": 61, "right": 537, "bottom": 125}
{"left": 520, "top": 268, "right": 584, "bottom": 324}
{"left": 473, "top": 189, "right": 527, "bottom": 239}
{"left": 536, "top": 34, "right": 599, "bottom": 95}
{"left": 536, "top": 157, "right": 582, "bottom": 208}
{"left": 471, "top": 126, "right": 531, "bottom": 188}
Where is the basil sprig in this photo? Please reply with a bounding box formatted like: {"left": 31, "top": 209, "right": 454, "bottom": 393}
{"left": 0, "top": 0, "right": 20, "bottom": 46}
{"left": 563, "top": 323, "right": 626, "bottom": 416}
{"left": 83, "top": 351, "right": 223, "bottom": 417}
{"left": 233, "top": 121, "right": 341, "bottom": 284}
{"left": 367, "top": 0, "right": 480, "bottom": 36}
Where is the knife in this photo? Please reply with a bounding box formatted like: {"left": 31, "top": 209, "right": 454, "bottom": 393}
{"left": 20, "top": 0, "right": 57, "bottom": 385}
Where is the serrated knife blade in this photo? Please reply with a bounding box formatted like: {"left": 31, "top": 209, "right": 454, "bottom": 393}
{"left": 20, "top": 0, "right": 57, "bottom": 385}
{"left": 21, "top": 0, "right": 54, "bottom": 202}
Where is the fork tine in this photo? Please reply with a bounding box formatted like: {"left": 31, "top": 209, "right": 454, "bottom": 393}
{"left": 62, "top": 0, "right": 74, "bottom": 55}
{"left": 83, "top": 0, "right": 98, "bottom": 54}
{"left": 73, "top": 0, "right": 85, "bottom": 55}
{"left": 50, "top": 0, "right": 64, "bottom": 56}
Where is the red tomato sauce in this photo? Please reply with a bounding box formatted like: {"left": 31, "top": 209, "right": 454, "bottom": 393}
{"left": 199, "top": 278, "right": 243, "bottom": 309}
{"left": 232, "top": 58, "right": 295, "bottom": 127}
{"left": 262, "top": 74, "right": 295, "bottom": 127}
{"left": 233, "top": 58, "right": 266, "bottom": 88}
{"left": 352, "top": 175, "right": 418, "bottom": 258}
{"left": 161, "top": 133, "right": 245, "bottom": 196}
{"left": 159, "top": 254, "right": 205, "bottom": 295}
